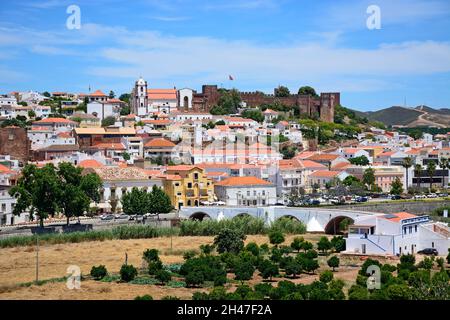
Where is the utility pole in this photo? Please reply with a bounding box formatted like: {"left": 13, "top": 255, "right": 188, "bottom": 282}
{"left": 35, "top": 236, "right": 39, "bottom": 283}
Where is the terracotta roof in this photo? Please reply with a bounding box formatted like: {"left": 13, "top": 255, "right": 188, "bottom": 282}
{"left": 159, "top": 174, "right": 182, "bottom": 181}
{"left": 380, "top": 212, "right": 417, "bottom": 223}
{"left": 166, "top": 165, "right": 199, "bottom": 172}
{"left": 89, "top": 90, "right": 107, "bottom": 97}
{"left": 332, "top": 162, "right": 352, "bottom": 170}
{"left": 37, "top": 144, "right": 79, "bottom": 152}
{"left": 143, "top": 119, "right": 171, "bottom": 125}
{"left": 144, "top": 138, "right": 176, "bottom": 148}
{"left": 33, "top": 117, "right": 76, "bottom": 124}
{"left": 93, "top": 143, "right": 126, "bottom": 150}
{"left": 295, "top": 151, "right": 317, "bottom": 159}
{"left": 342, "top": 148, "right": 362, "bottom": 154}
{"left": 309, "top": 170, "right": 342, "bottom": 178}
{"left": 107, "top": 98, "right": 122, "bottom": 104}
{"left": 147, "top": 89, "right": 177, "bottom": 100}
{"left": 79, "top": 159, "right": 104, "bottom": 168}
{"left": 263, "top": 109, "right": 278, "bottom": 114}
{"left": 308, "top": 153, "right": 340, "bottom": 161}
{"left": 57, "top": 132, "right": 72, "bottom": 138}
{"left": 0, "top": 164, "right": 13, "bottom": 173}
{"left": 215, "top": 176, "right": 272, "bottom": 187}
{"left": 224, "top": 116, "right": 255, "bottom": 122}
{"left": 378, "top": 151, "right": 395, "bottom": 157}
{"left": 86, "top": 167, "right": 152, "bottom": 181}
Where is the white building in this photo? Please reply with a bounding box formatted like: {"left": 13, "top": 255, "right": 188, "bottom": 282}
{"left": 0, "top": 95, "right": 17, "bottom": 106}
{"left": 345, "top": 212, "right": 450, "bottom": 256}
{"left": 19, "top": 91, "right": 49, "bottom": 104}
{"left": 87, "top": 101, "right": 117, "bottom": 120}
{"left": 214, "top": 176, "right": 277, "bottom": 206}
{"left": 33, "top": 105, "right": 51, "bottom": 118}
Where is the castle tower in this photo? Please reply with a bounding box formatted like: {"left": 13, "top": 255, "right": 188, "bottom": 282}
{"left": 131, "top": 77, "right": 148, "bottom": 116}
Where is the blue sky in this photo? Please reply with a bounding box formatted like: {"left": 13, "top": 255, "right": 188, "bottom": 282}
{"left": 0, "top": 0, "right": 450, "bottom": 111}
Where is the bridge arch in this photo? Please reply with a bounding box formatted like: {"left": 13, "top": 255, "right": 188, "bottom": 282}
{"left": 233, "top": 213, "right": 252, "bottom": 219}
{"left": 189, "top": 212, "right": 211, "bottom": 221}
{"left": 277, "top": 215, "right": 301, "bottom": 222}
{"left": 324, "top": 216, "right": 354, "bottom": 235}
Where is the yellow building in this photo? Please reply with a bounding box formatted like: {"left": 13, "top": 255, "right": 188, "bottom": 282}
{"left": 162, "top": 165, "right": 215, "bottom": 209}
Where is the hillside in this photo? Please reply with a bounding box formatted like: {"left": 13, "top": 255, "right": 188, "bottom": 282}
{"left": 349, "top": 105, "right": 450, "bottom": 128}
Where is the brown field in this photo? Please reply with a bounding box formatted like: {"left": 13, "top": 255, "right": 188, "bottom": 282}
{"left": 0, "top": 233, "right": 365, "bottom": 300}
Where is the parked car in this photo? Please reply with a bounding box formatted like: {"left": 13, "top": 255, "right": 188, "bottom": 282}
{"left": 391, "top": 195, "right": 402, "bottom": 200}
{"left": 414, "top": 194, "right": 427, "bottom": 200}
{"left": 427, "top": 193, "right": 438, "bottom": 198}
{"left": 114, "top": 214, "right": 129, "bottom": 220}
{"left": 356, "top": 196, "right": 368, "bottom": 203}
{"left": 417, "top": 248, "right": 438, "bottom": 256}
{"left": 100, "top": 214, "right": 114, "bottom": 221}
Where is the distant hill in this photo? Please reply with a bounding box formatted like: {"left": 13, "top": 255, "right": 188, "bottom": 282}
{"left": 349, "top": 105, "right": 450, "bottom": 128}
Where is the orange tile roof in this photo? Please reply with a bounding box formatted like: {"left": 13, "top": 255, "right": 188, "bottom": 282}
{"left": 89, "top": 90, "right": 106, "bottom": 97}
{"left": 166, "top": 165, "right": 194, "bottom": 171}
{"left": 332, "top": 162, "right": 352, "bottom": 170}
{"left": 309, "top": 170, "right": 342, "bottom": 178}
{"left": 79, "top": 159, "right": 104, "bottom": 168}
{"left": 34, "top": 117, "right": 76, "bottom": 124}
{"left": 295, "top": 151, "right": 317, "bottom": 159}
{"left": 144, "top": 138, "right": 176, "bottom": 148}
{"left": 143, "top": 119, "right": 171, "bottom": 125}
{"left": 263, "top": 109, "right": 278, "bottom": 114}
{"left": 215, "top": 176, "right": 272, "bottom": 187}
{"left": 0, "top": 164, "right": 13, "bottom": 173}
{"left": 93, "top": 143, "right": 126, "bottom": 150}
{"left": 381, "top": 212, "right": 417, "bottom": 223}
{"left": 159, "top": 174, "right": 182, "bottom": 181}
{"left": 308, "top": 153, "right": 340, "bottom": 161}
{"left": 147, "top": 89, "right": 177, "bottom": 100}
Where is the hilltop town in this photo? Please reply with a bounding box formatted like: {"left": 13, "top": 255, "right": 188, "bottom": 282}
{"left": 1, "top": 78, "right": 450, "bottom": 300}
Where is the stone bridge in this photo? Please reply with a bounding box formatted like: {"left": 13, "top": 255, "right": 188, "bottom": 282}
{"left": 179, "top": 206, "right": 382, "bottom": 234}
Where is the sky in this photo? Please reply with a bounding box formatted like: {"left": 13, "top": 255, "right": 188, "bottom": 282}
{"left": 0, "top": 0, "right": 450, "bottom": 111}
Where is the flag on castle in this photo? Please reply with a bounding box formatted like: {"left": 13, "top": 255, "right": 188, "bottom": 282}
{"left": 228, "top": 75, "right": 234, "bottom": 81}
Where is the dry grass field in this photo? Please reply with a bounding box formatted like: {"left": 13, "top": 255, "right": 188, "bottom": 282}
{"left": 0, "top": 233, "right": 368, "bottom": 300}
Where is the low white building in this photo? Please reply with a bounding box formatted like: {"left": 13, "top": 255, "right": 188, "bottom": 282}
{"left": 345, "top": 212, "right": 450, "bottom": 256}
{"left": 87, "top": 101, "right": 119, "bottom": 120}
{"left": 33, "top": 105, "right": 51, "bottom": 118}
{"left": 214, "top": 176, "right": 277, "bottom": 206}
{"left": 19, "top": 91, "right": 49, "bottom": 104}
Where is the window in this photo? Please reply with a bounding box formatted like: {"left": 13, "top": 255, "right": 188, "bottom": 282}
{"left": 262, "top": 190, "right": 265, "bottom": 196}
{"left": 414, "top": 225, "right": 417, "bottom": 232}
{"left": 247, "top": 191, "right": 250, "bottom": 196}
{"left": 194, "top": 173, "right": 199, "bottom": 180}
{"left": 187, "top": 183, "right": 192, "bottom": 188}
{"left": 409, "top": 226, "right": 412, "bottom": 234}
{"left": 175, "top": 183, "right": 180, "bottom": 187}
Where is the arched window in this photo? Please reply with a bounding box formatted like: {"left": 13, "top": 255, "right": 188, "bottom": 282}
{"left": 184, "top": 96, "right": 189, "bottom": 110}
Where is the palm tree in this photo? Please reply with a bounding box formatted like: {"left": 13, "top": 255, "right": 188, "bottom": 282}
{"left": 414, "top": 164, "right": 422, "bottom": 189}
{"left": 402, "top": 157, "right": 413, "bottom": 191}
{"left": 426, "top": 161, "right": 437, "bottom": 192}
{"left": 440, "top": 158, "right": 449, "bottom": 189}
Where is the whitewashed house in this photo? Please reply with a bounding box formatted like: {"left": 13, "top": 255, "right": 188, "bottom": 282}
{"left": 345, "top": 212, "right": 450, "bottom": 256}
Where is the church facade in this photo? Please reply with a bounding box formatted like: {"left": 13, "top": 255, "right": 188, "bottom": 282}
{"left": 130, "top": 77, "right": 338, "bottom": 122}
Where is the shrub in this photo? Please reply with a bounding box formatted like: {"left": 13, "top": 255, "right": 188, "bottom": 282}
{"left": 120, "top": 264, "right": 138, "bottom": 282}
{"left": 90, "top": 265, "right": 107, "bottom": 280}
{"left": 348, "top": 285, "right": 369, "bottom": 300}
{"left": 185, "top": 271, "right": 204, "bottom": 288}
{"left": 268, "top": 230, "right": 285, "bottom": 247}
{"left": 183, "top": 250, "right": 197, "bottom": 260}
{"left": 327, "top": 256, "right": 340, "bottom": 271}
{"left": 330, "top": 236, "right": 346, "bottom": 252}
{"left": 155, "top": 270, "right": 172, "bottom": 285}
{"left": 269, "top": 217, "right": 306, "bottom": 234}
{"left": 214, "top": 229, "right": 246, "bottom": 254}
{"left": 317, "top": 237, "right": 332, "bottom": 254}
{"left": 245, "top": 242, "right": 260, "bottom": 256}
{"left": 143, "top": 249, "right": 160, "bottom": 263}
{"left": 148, "top": 260, "right": 163, "bottom": 275}
{"left": 258, "top": 259, "right": 279, "bottom": 281}
{"left": 134, "top": 294, "right": 153, "bottom": 300}
{"left": 319, "top": 270, "right": 334, "bottom": 283}
{"left": 285, "top": 260, "right": 302, "bottom": 278}
{"left": 234, "top": 260, "right": 255, "bottom": 282}
{"left": 290, "top": 237, "right": 304, "bottom": 252}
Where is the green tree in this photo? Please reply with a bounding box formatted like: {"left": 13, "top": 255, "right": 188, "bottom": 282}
{"left": 301, "top": 241, "right": 313, "bottom": 252}
{"left": 414, "top": 164, "right": 423, "bottom": 189}
{"left": 348, "top": 155, "right": 370, "bottom": 166}
{"left": 363, "top": 168, "right": 376, "bottom": 191}
{"left": 101, "top": 116, "right": 116, "bottom": 127}
{"left": 120, "top": 264, "right": 138, "bottom": 282}
{"left": 90, "top": 265, "right": 107, "bottom": 280}
{"left": 122, "top": 152, "right": 131, "bottom": 161}
{"left": 268, "top": 230, "right": 285, "bottom": 247}
{"left": 274, "top": 86, "right": 290, "bottom": 97}
{"left": 119, "top": 93, "right": 130, "bottom": 103}
{"left": 109, "top": 90, "right": 115, "bottom": 99}
{"left": 42, "top": 91, "right": 51, "bottom": 97}
{"left": 56, "top": 162, "right": 101, "bottom": 225}
{"left": 402, "top": 157, "right": 413, "bottom": 190}
{"left": 121, "top": 187, "right": 150, "bottom": 216}
{"left": 285, "top": 260, "right": 302, "bottom": 278}
{"left": 258, "top": 259, "right": 279, "bottom": 281}
{"left": 290, "top": 237, "right": 304, "bottom": 252}
{"left": 9, "top": 164, "right": 61, "bottom": 227}
{"left": 327, "top": 256, "right": 340, "bottom": 271}
{"left": 348, "top": 285, "right": 369, "bottom": 300}
{"left": 148, "top": 185, "right": 174, "bottom": 217}
{"left": 317, "top": 236, "right": 332, "bottom": 254}
{"left": 390, "top": 177, "right": 404, "bottom": 195}
{"left": 343, "top": 175, "right": 360, "bottom": 186}
{"left": 28, "top": 110, "right": 36, "bottom": 118}
{"left": 298, "top": 86, "right": 318, "bottom": 97}
{"left": 319, "top": 270, "right": 333, "bottom": 283}
{"left": 185, "top": 270, "right": 204, "bottom": 288}
{"left": 241, "top": 109, "right": 264, "bottom": 123}
{"left": 155, "top": 270, "right": 172, "bottom": 285}
{"left": 214, "top": 229, "right": 246, "bottom": 254}
{"left": 234, "top": 260, "right": 255, "bottom": 283}
{"left": 426, "top": 161, "right": 436, "bottom": 192}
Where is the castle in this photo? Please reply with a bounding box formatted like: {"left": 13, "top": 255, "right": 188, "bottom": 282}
{"left": 131, "top": 78, "right": 338, "bottom": 122}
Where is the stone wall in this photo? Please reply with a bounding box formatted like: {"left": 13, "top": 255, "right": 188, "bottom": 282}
{"left": 0, "top": 127, "right": 30, "bottom": 163}
{"left": 326, "top": 200, "right": 450, "bottom": 216}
